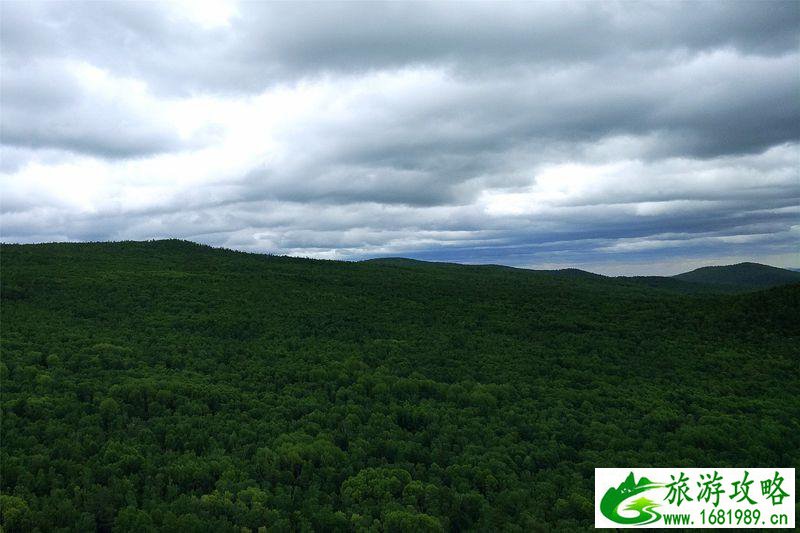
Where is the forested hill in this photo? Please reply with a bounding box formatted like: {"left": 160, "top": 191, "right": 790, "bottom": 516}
{"left": 1, "top": 240, "right": 799, "bottom": 532}
{"left": 673, "top": 262, "right": 800, "bottom": 289}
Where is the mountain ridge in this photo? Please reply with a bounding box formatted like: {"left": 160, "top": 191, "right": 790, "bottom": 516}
{"left": 3, "top": 239, "right": 798, "bottom": 292}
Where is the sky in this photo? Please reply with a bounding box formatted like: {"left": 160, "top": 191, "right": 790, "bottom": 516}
{"left": 1, "top": 1, "right": 798, "bottom": 275}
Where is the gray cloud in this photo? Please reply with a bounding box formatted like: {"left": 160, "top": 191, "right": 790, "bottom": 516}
{"left": 1, "top": 1, "right": 798, "bottom": 273}
{"left": 3, "top": 1, "right": 798, "bottom": 91}
{"left": 0, "top": 59, "right": 185, "bottom": 157}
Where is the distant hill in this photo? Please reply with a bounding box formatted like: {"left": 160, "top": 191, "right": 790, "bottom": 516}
{"left": 362, "top": 256, "right": 780, "bottom": 293}
{"left": 673, "top": 262, "right": 800, "bottom": 289}
{"left": 363, "top": 257, "right": 604, "bottom": 279}
{"left": 540, "top": 267, "right": 605, "bottom": 280}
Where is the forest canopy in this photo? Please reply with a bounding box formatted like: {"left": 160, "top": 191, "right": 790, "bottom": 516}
{"left": 1, "top": 240, "right": 798, "bottom": 532}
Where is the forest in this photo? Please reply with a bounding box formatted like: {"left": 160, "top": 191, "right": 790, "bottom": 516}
{"left": 1, "top": 240, "right": 798, "bottom": 532}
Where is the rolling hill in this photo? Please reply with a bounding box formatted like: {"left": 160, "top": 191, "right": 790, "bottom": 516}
{"left": 1, "top": 240, "right": 798, "bottom": 532}
{"left": 673, "top": 262, "right": 800, "bottom": 289}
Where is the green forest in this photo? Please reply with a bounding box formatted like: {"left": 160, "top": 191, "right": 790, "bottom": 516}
{"left": 1, "top": 240, "right": 798, "bottom": 532}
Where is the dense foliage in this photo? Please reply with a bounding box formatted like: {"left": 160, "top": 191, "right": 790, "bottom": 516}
{"left": 1, "top": 240, "right": 798, "bottom": 532}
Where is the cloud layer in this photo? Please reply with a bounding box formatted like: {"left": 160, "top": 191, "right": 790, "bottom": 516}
{"left": 2, "top": 1, "right": 798, "bottom": 274}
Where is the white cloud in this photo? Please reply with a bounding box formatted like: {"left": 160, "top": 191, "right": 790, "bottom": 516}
{"left": 167, "top": 0, "right": 240, "bottom": 29}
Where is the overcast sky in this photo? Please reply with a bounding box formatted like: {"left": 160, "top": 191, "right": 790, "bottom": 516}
{"left": 1, "top": 1, "right": 798, "bottom": 275}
